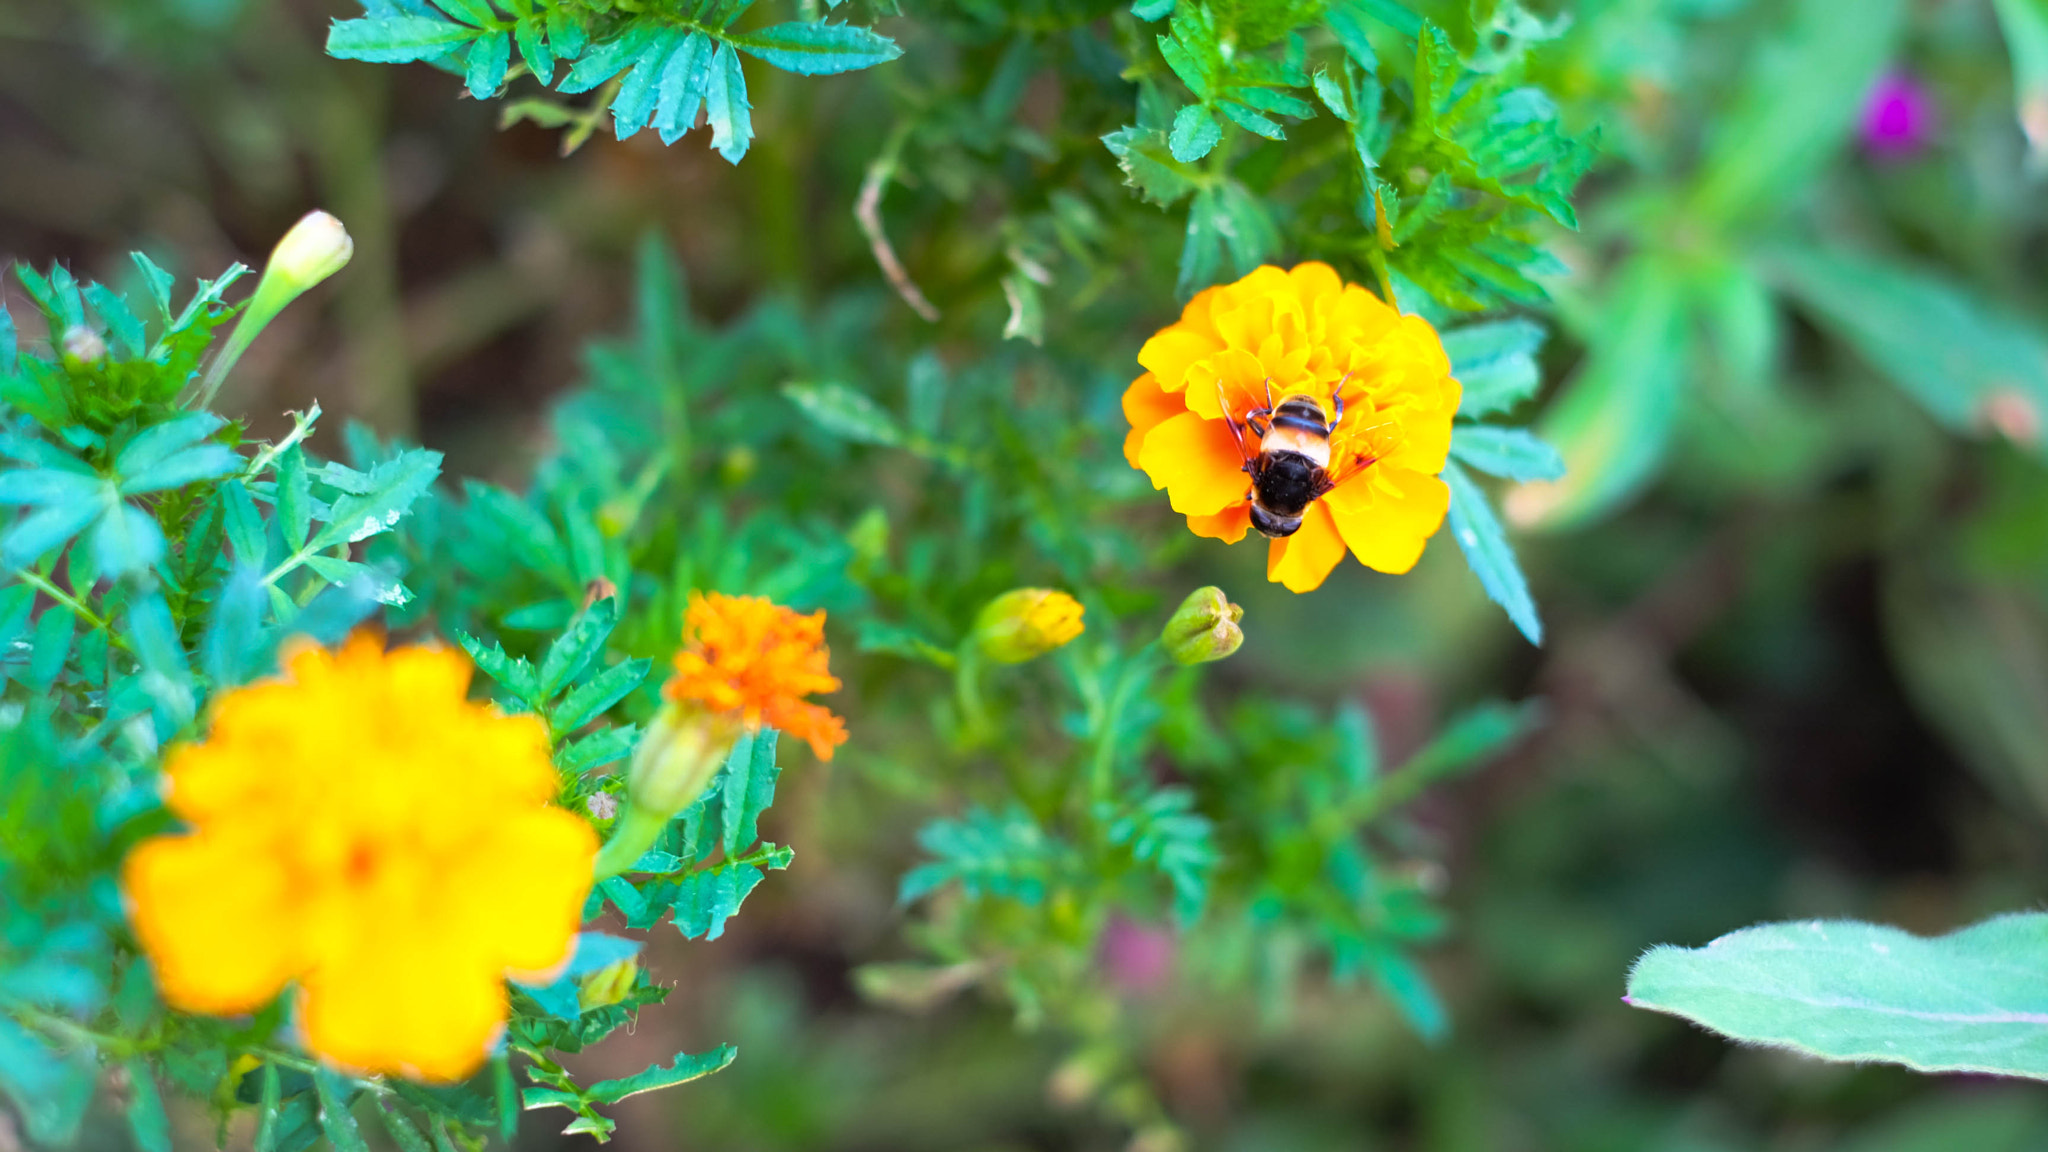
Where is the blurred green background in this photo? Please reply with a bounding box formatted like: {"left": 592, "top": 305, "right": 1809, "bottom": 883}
{"left": 8, "top": 0, "right": 2048, "bottom": 1148}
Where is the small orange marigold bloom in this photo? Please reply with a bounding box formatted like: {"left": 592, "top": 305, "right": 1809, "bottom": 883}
{"left": 664, "top": 592, "right": 848, "bottom": 760}
{"left": 1124, "top": 262, "right": 1461, "bottom": 593}
{"left": 121, "top": 633, "right": 597, "bottom": 1083}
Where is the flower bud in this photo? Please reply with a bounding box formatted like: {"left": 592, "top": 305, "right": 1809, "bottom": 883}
{"left": 60, "top": 325, "right": 107, "bottom": 364}
{"left": 1161, "top": 586, "right": 1243, "bottom": 665}
{"left": 266, "top": 210, "right": 354, "bottom": 293}
{"left": 973, "top": 588, "right": 1084, "bottom": 664}
{"left": 577, "top": 957, "right": 640, "bottom": 1012}
{"left": 625, "top": 703, "right": 734, "bottom": 818}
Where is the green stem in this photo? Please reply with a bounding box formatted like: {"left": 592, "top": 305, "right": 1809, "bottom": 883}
{"left": 1088, "top": 644, "right": 1161, "bottom": 807}
{"left": 591, "top": 802, "right": 668, "bottom": 881}
{"left": 12, "top": 567, "right": 110, "bottom": 634}
{"left": 952, "top": 641, "right": 994, "bottom": 748}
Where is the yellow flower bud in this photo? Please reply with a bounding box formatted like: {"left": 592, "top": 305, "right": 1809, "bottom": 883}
{"left": 266, "top": 210, "right": 355, "bottom": 293}
{"left": 1161, "top": 586, "right": 1244, "bottom": 665}
{"left": 973, "top": 588, "right": 1084, "bottom": 664}
{"left": 577, "top": 957, "right": 640, "bottom": 1012}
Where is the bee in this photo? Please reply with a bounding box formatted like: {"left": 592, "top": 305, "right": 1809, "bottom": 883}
{"left": 1219, "top": 379, "right": 1383, "bottom": 539}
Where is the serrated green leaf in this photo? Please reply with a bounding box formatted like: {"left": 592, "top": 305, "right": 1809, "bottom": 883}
{"left": 557, "top": 22, "right": 659, "bottom": 93}
{"left": 25, "top": 605, "right": 75, "bottom": 692}
{"left": 374, "top": 1102, "right": 433, "bottom": 1152}
{"left": 1168, "top": 104, "right": 1221, "bottom": 161}
{"left": 900, "top": 806, "right": 1065, "bottom": 906}
{"left": 733, "top": 21, "right": 901, "bottom": 75}
{"left": 92, "top": 501, "right": 165, "bottom": 576}
{"left": 314, "top": 1071, "right": 368, "bottom": 1152}
{"left": 1102, "top": 126, "right": 1201, "bottom": 207}
{"left": 327, "top": 15, "right": 478, "bottom": 62}
{"left": 308, "top": 447, "right": 441, "bottom": 552}
{"left": 221, "top": 479, "right": 269, "bottom": 570}
{"left": 114, "top": 412, "right": 225, "bottom": 477}
{"left": 583, "top": 1045, "right": 737, "bottom": 1104}
{"left": 83, "top": 282, "right": 145, "bottom": 358}
{"left": 704, "top": 42, "right": 754, "bottom": 163}
{"left": 558, "top": 723, "right": 638, "bottom": 772}
{"left": 1217, "top": 99, "right": 1285, "bottom": 139}
{"left": 277, "top": 444, "right": 311, "bottom": 551}
{"left": 611, "top": 27, "right": 683, "bottom": 138}
{"left": 550, "top": 658, "right": 650, "bottom": 735}
{"left": 1629, "top": 914, "right": 2048, "bottom": 1079}
{"left": 1442, "top": 461, "right": 1541, "bottom": 645}
{"left": 719, "top": 728, "right": 780, "bottom": 857}
{"left": 539, "top": 596, "right": 618, "bottom": 699}
{"left": 466, "top": 29, "right": 511, "bottom": 97}
{"left": 2, "top": 501, "right": 102, "bottom": 568}
{"left": 453, "top": 628, "right": 541, "bottom": 704}
{"left": 654, "top": 31, "right": 714, "bottom": 143}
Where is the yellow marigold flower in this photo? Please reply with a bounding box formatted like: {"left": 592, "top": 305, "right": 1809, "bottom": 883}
{"left": 664, "top": 592, "right": 847, "bottom": 760}
{"left": 1123, "top": 262, "right": 1461, "bottom": 593}
{"left": 121, "top": 633, "right": 597, "bottom": 1083}
{"left": 973, "top": 588, "right": 1086, "bottom": 664}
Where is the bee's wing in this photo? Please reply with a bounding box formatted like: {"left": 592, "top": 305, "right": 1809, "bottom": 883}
{"left": 1317, "top": 420, "right": 1399, "bottom": 493}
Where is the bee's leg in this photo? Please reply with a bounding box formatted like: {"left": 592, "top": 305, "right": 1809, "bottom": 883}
{"left": 1328, "top": 388, "right": 1344, "bottom": 433}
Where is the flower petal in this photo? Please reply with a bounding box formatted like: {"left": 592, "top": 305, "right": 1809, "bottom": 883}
{"left": 1187, "top": 503, "right": 1250, "bottom": 544}
{"left": 1288, "top": 261, "right": 1343, "bottom": 303}
{"left": 448, "top": 809, "right": 598, "bottom": 977}
{"left": 1137, "top": 328, "right": 1222, "bottom": 395}
{"left": 1139, "top": 411, "right": 1251, "bottom": 516}
{"left": 1323, "top": 466, "right": 1450, "bottom": 574}
{"left": 299, "top": 931, "right": 505, "bottom": 1083}
{"left": 1123, "top": 374, "right": 1186, "bottom": 467}
{"left": 1265, "top": 502, "right": 1348, "bottom": 592}
{"left": 123, "top": 831, "right": 299, "bottom": 1015}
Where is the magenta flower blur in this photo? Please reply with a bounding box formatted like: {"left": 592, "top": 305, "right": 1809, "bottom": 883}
{"left": 1861, "top": 74, "right": 1935, "bottom": 158}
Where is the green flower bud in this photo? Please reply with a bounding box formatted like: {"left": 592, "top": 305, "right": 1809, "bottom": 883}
{"left": 591, "top": 704, "right": 737, "bottom": 880}
{"left": 1161, "top": 586, "right": 1243, "bottom": 665}
{"left": 973, "top": 588, "right": 1085, "bottom": 664}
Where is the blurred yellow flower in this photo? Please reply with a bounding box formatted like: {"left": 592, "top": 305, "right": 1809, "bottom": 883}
{"left": 122, "top": 633, "right": 596, "bottom": 1083}
{"left": 1124, "top": 263, "right": 1460, "bottom": 592}
{"left": 665, "top": 592, "right": 847, "bottom": 760}
{"left": 974, "top": 588, "right": 1085, "bottom": 663}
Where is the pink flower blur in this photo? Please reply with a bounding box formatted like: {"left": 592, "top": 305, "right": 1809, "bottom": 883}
{"left": 1861, "top": 74, "right": 1935, "bottom": 158}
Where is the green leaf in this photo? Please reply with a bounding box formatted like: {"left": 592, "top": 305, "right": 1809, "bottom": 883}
{"left": 583, "top": 1045, "right": 737, "bottom": 1104}
{"left": 83, "top": 282, "right": 145, "bottom": 358}
{"left": 374, "top": 1102, "right": 433, "bottom": 1152}
{"left": 327, "top": 15, "right": 478, "bottom": 62}
{"left": 1103, "top": 788, "right": 1216, "bottom": 925}
{"left": 732, "top": 22, "right": 901, "bottom": 75}
{"left": 92, "top": 501, "right": 166, "bottom": 576}
{"left": 718, "top": 728, "right": 780, "bottom": 857}
{"left": 665, "top": 847, "right": 791, "bottom": 938}
{"left": 453, "top": 628, "right": 541, "bottom": 703}
{"left": 549, "top": 658, "right": 650, "bottom": 735}
{"left": 203, "top": 566, "right": 269, "bottom": 688}
{"left": 26, "top": 605, "right": 75, "bottom": 692}
{"left": 1628, "top": 914, "right": 2048, "bottom": 1079}
{"left": 1133, "top": 0, "right": 1175, "bottom": 19}
{"left": 123, "top": 1059, "right": 172, "bottom": 1152}
{"left": 559, "top": 724, "right": 638, "bottom": 773}
{"left": 900, "top": 806, "right": 1065, "bottom": 906}
{"left": 1527, "top": 255, "right": 1689, "bottom": 528}
{"left": 2, "top": 500, "right": 103, "bottom": 568}
{"left": 1690, "top": 0, "right": 1906, "bottom": 224}
{"left": 314, "top": 1071, "right": 368, "bottom": 1152}
{"left": 1444, "top": 319, "right": 1545, "bottom": 417}
{"left": 539, "top": 596, "right": 618, "bottom": 699}
{"left": 221, "top": 479, "right": 270, "bottom": 569}
{"left": 307, "top": 447, "right": 441, "bottom": 552}
{"left": 130, "top": 253, "right": 175, "bottom": 323}
{"left": 466, "top": 28, "right": 511, "bottom": 98}
{"left": 1442, "top": 462, "right": 1541, "bottom": 646}
{"left": 704, "top": 42, "right": 754, "bottom": 163}
{"left": 1449, "top": 425, "right": 1565, "bottom": 482}
{"left": 1, "top": 300, "right": 16, "bottom": 374}
{"left": 1168, "top": 104, "right": 1221, "bottom": 162}
{"left": 655, "top": 32, "right": 714, "bottom": 144}
{"left": 1101, "top": 126, "right": 1202, "bottom": 207}
{"left": 119, "top": 444, "right": 239, "bottom": 495}
{"left": 783, "top": 381, "right": 904, "bottom": 446}
{"left": 114, "top": 412, "right": 225, "bottom": 477}
{"left": 1993, "top": 0, "right": 2048, "bottom": 163}
{"left": 557, "top": 23, "right": 659, "bottom": 94}
{"left": 0, "top": 1018, "right": 93, "bottom": 1146}
{"left": 1770, "top": 244, "right": 2048, "bottom": 443}
{"left": 611, "top": 28, "right": 683, "bottom": 138}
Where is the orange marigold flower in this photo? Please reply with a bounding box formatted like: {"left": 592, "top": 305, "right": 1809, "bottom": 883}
{"left": 1124, "top": 262, "right": 1461, "bottom": 593}
{"left": 121, "top": 633, "right": 597, "bottom": 1083}
{"left": 664, "top": 592, "right": 848, "bottom": 760}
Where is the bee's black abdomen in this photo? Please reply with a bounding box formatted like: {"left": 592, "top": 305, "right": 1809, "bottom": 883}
{"left": 1253, "top": 451, "right": 1322, "bottom": 515}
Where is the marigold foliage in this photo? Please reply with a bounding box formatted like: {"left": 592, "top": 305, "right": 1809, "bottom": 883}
{"left": 123, "top": 633, "right": 597, "bottom": 1082}
{"left": 1126, "top": 262, "right": 1460, "bottom": 592}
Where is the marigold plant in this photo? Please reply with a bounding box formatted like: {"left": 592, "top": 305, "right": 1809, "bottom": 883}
{"left": 122, "top": 633, "right": 597, "bottom": 1082}
{"left": 1124, "top": 263, "right": 1461, "bottom": 593}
